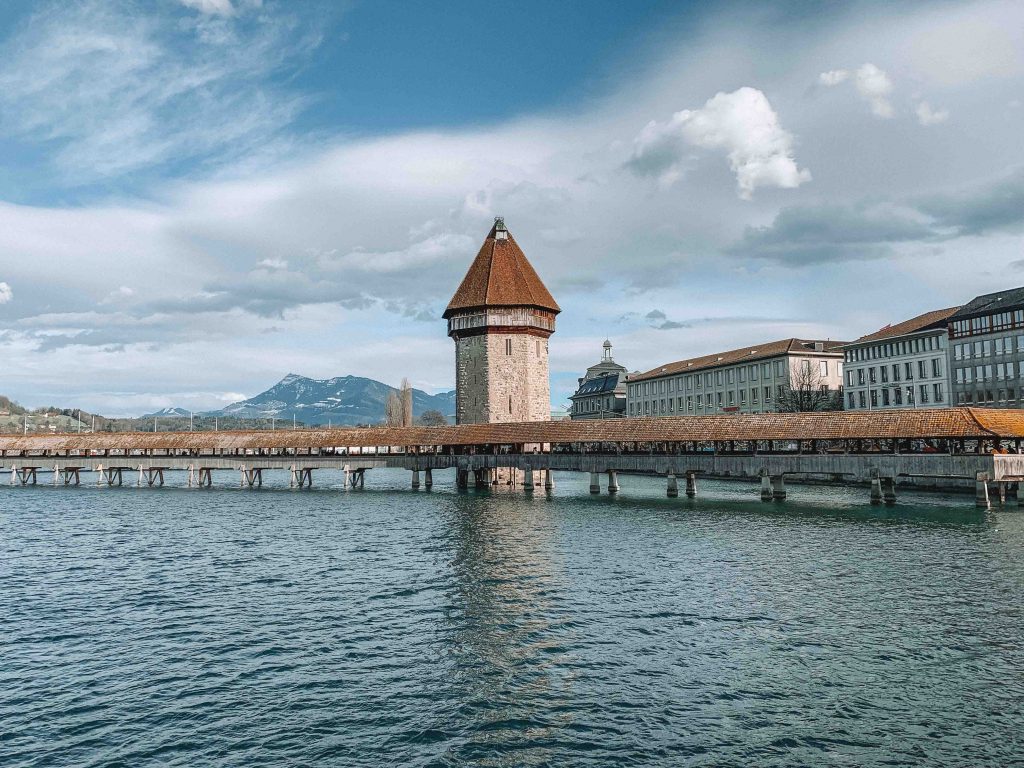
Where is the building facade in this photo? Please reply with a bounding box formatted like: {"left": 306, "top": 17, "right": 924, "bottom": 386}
{"left": 626, "top": 338, "right": 845, "bottom": 417}
{"left": 569, "top": 340, "right": 628, "bottom": 419}
{"left": 949, "top": 287, "right": 1024, "bottom": 408}
{"left": 444, "top": 218, "right": 560, "bottom": 424}
{"left": 842, "top": 308, "right": 958, "bottom": 410}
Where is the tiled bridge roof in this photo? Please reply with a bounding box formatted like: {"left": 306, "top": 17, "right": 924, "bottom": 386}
{"left": 2, "top": 409, "right": 1022, "bottom": 453}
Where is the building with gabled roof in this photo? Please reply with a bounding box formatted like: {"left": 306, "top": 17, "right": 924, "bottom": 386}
{"left": 842, "top": 307, "right": 959, "bottom": 411}
{"left": 445, "top": 217, "right": 559, "bottom": 425}
{"left": 626, "top": 338, "right": 845, "bottom": 417}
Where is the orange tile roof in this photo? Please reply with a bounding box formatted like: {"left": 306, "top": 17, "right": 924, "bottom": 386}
{"left": 853, "top": 306, "right": 960, "bottom": 343}
{"left": 443, "top": 221, "right": 560, "bottom": 317}
{"left": 3, "top": 408, "right": 1022, "bottom": 452}
{"left": 631, "top": 338, "right": 845, "bottom": 382}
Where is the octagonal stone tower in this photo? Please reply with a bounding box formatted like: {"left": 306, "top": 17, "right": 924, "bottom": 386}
{"left": 444, "top": 217, "right": 560, "bottom": 425}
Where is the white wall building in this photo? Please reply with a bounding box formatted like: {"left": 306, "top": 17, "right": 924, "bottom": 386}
{"left": 626, "top": 338, "right": 845, "bottom": 417}
{"left": 842, "top": 308, "right": 958, "bottom": 410}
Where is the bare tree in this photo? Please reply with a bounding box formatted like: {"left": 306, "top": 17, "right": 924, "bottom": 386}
{"left": 777, "top": 363, "right": 843, "bottom": 412}
{"left": 386, "top": 378, "right": 415, "bottom": 427}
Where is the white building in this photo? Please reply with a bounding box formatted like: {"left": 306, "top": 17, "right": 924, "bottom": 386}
{"left": 842, "top": 307, "right": 958, "bottom": 410}
{"left": 626, "top": 338, "right": 845, "bottom": 417}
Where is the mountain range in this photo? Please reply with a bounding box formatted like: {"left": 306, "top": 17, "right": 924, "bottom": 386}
{"left": 174, "top": 374, "right": 456, "bottom": 426}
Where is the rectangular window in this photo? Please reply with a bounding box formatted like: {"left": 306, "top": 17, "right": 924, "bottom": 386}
{"left": 869, "top": 367, "right": 877, "bottom": 384}
{"left": 846, "top": 370, "right": 854, "bottom": 386}
{"left": 882, "top": 388, "right": 890, "bottom": 406}
{"left": 920, "top": 385, "right": 929, "bottom": 404}
{"left": 858, "top": 391, "right": 866, "bottom": 408}
{"left": 870, "top": 389, "right": 878, "bottom": 407}
{"left": 687, "top": 396, "right": 693, "bottom": 412}
{"left": 820, "top": 361, "right": 828, "bottom": 377}
{"left": 775, "top": 360, "right": 785, "bottom": 377}
{"left": 934, "top": 383, "right": 943, "bottom": 402}
{"left": 894, "top": 387, "right": 903, "bottom": 405}
{"left": 750, "top": 365, "right": 758, "bottom": 381}
{"left": 505, "top": 338, "right": 512, "bottom": 356}
{"left": 727, "top": 369, "right": 735, "bottom": 384}
{"left": 848, "top": 392, "right": 855, "bottom": 409}
{"left": 716, "top": 393, "right": 723, "bottom": 407}
{"left": 905, "top": 362, "right": 914, "bottom": 380}
{"left": 696, "top": 394, "right": 703, "bottom": 408}
{"left": 738, "top": 367, "right": 746, "bottom": 383}
{"left": 751, "top": 387, "right": 759, "bottom": 403}
{"left": 764, "top": 386, "right": 772, "bottom": 402}
{"left": 728, "top": 391, "right": 735, "bottom": 406}
{"left": 508, "top": 396, "right": 512, "bottom": 413}
{"left": 932, "top": 358, "right": 941, "bottom": 377}
{"left": 857, "top": 369, "right": 865, "bottom": 386}
{"left": 716, "top": 371, "right": 723, "bottom": 386}
{"left": 892, "top": 364, "right": 900, "bottom": 382}
{"left": 881, "top": 365, "right": 889, "bottom": 383}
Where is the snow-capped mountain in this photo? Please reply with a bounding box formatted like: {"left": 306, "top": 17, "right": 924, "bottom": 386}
{"left": 208, "top": 374, "right": 456, "bottom": 426}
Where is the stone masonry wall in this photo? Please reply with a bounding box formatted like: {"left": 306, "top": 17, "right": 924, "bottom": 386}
{"left": 455, "top": 332, "right": 550, "bottom": 424}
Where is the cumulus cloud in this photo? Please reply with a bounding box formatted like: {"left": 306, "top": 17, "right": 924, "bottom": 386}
{"left": 628, "top": 87, "right": 811, "bottom": 198}
{"left": 818, "top": 69, "right": 849, "bottom": 86}
{"left": 855, "top": 63, "right": 895, "bottom": 118}
{"left": 257, "top": 258, "right": 289, "bottom": 270}
{"left": 0, "top": 282, "right": 12, "bottom": 303}
{"left": 819, "top": 62, "right": 894, "bottom": 118}
{"left": 915, "top": 101, "right": 950, "bottom": 125}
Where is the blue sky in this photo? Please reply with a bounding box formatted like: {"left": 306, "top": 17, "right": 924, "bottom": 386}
{"left": 0, "top": 0, "right": 1022, "bottom": 415}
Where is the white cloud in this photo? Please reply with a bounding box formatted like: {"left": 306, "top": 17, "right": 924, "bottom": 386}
{"left": 178, "top": 0, "right": 237, "bottom": 17}
{"left": 0, "top": 282, "right": 12, "bottom": 303}
{"left": 818, "top": 69, "right": 849, "bottom": 86}
{"left": 629, "top": 87, "right": 811, "bottom": 198}
{"left": 854, "top": 63, "right": 894, "bottom": 118}
{"left": 915, "top": 100, "right": 949, "bottom": 125}
{"left": 257, "top": 258, "right": 289, "bottom": 270}
{"left": 0, "top": 0, "right": 316, "bottom": 180}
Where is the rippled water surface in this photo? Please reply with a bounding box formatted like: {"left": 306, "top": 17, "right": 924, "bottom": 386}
{"left": 2, "top": 470, "right": 1023, "bottom": 767}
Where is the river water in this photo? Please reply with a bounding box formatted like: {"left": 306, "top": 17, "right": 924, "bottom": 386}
{"left": 2, "top": 469, "right": 1022, "bottom": 767}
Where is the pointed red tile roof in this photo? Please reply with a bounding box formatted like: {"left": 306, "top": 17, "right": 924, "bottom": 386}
{"left": 443, "top": 220, "right": 560, "bottom": 318}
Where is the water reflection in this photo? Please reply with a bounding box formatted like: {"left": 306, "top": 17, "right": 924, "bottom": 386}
{"left": 437, "top": 489, "right": 577, "bottom": 766}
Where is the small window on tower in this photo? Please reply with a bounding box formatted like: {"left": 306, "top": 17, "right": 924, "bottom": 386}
{"left": 508, "top": 396, "right": 512, "bottom": 413}
{"left": 506, "top": 338, "right": 512, "bottom": 355}
{"left": 536, "top": 340, "right": 541, "bottom": 356}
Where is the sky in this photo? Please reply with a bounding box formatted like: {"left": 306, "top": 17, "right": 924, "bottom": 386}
{"left": 0, "top": 0, "right": 1022, "bottom": 416}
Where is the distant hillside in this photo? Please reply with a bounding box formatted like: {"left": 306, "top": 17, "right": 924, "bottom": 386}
{"left": 207, "top": 374, "right": 456, "bottom": 426}
{"left": 142, "top": 407, "right": 191, "bottom": 418}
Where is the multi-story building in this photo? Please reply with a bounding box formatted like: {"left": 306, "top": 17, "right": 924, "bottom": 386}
{"left": 948, "top": 287, "right": 1024, "bottom": 408}
{"left": 842, "top": 307, "right": 958, "bottom": 410}
{"left": 625, "top": 338, "right": 845, "bottom": 417}
{"left": 444, "top": 217, "right": 560, "bottom": 424}
{"left": 569, "top": 340, "right": 629, "bottom": 419}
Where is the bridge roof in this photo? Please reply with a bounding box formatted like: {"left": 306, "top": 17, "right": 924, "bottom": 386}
{"left": 2, "top": 409, "right": 1023, "bottom": 453}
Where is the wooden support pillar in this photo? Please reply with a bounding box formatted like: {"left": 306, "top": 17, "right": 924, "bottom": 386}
{"left": 997, "top": 482, "right": 1007, "bottom": 506}
{"left": 412, "top": 469, "right": 420, "bottom": 489}
{"left": 685, "top": 471, "right": 697, "bottom": 498}
{"left": 607, "top": 469, "right": 619, "bottom": 494}
{"left": 667, "top": 472, "right": 678, "bottom": 498}
{"left": 544, "top": 468, "right": 554, "bottom": 491}
{"left": 760, "top": 470, "right": 773, "bottom": 502}
{"left": 589, "top": 472, "right": 601, "bottom": 494}
{"left": 881, "top": 477, "right": 897, "bottom": 506}
{"left": 456, "top": 468, "right": 469, "bottom": 490}
{"left": 523, "top": 466, "right": 534, "bottom": 493}
{"left": 976, "top": 472, "right": 990, "bottom": 509}
{"left": 870, "top": 476, "right": 883, "bottom": 505}
{"left": 424, "top": 468, "right": 433, "bottom": 489}
{"left": 771, "top": 474, "right": 786, "bottom": 501}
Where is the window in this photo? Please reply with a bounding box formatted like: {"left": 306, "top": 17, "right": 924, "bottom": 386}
{"left": 918, "top": 360, "right": 927, "bottom": 379}
{"left": 934, "top": 383, "right": 943, "bottom": 402}
{"left": 716, "top": 393, "right": 723, "bottom": 407}
{"left": 764, "top": 386, "right": 772, "bottom": 402}
{"left": 801, "top": 359, "right": 811, "bottom": 374}
{"left": 881, "top": 366, "right": 889, "bottom": 383}
{"left": 906, "top": 386, "right": 915, "bottom": 404}
{"left": 920, "top": 385, "right": 929, "bottom": 404}
{"left": 750, "top": 365, "right": 758, "bottom": 381}
{"left": 775, "top": 360, "right": 785, "bottom": 377}
{"left": 869, "top": 367, "right": 877, "bottom": 384}
{"left": 857, "top": 369, "right": 865, "bottom": 386}
{"left": 697, "top": 394, "right": 703, "bottom": 408}
{"left": 820, "top": 361, "right": 828, "bottom": 377}
{"left": 536, "top": 340, "right": 541, "bottom": 355}
{"left": 846, "top": 370, "right": 854, "bottom": 386}
{"left": 858, "top": 391, "right": 866, "bottom": 408}
{"left": 905, "top": 362, "right": 914, "bottom": 380}
{"left": 687, "top": 396, "right": 693, "bottom": 412}
{"left": 894, "top": 387, "right": 903, "bottom": 405}
{"left": 751, "top": 387, "right": 759, "bottom": 404}
{"left": 892, "top": 364, "right": 901, "bottom": 382}
{"left": 848, "top": 392, "right": 856, "bottom": 409}
{"left": 716, "top": 371, "right": 723, "bottom": 386}
{"left": 728, "top": 391, "right": 735, "bottom": 406}
{"left": 882, "top": 388, "right": 890, "bottom": 406}
{"left": 508, "top": 396, "right": 513, "bottom": 413}
{"left": 870, "top": 389, "right": 878, "bottom": 407}
{"left": 505, "top": 338, "right": 512, "bottom": 355}
{"left": 932, "top": 358, "right": 941, "bottom": 377}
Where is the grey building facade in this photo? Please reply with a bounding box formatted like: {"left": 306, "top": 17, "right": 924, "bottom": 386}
{"left": 842, "top": 307, "right": 958, "bottom": 410}
{"left": 949, "top": 287, "right": 1024, "bottom": 408}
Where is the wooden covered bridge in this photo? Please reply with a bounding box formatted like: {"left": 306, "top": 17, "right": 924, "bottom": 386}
{"left": 3, "top": 408, "right": 1024, "bottom": 507}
